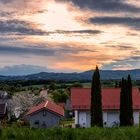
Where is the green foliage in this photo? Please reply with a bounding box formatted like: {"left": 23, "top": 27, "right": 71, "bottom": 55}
{"left": 52, "top": 89, "right": 69, "bottom": 103}
{"left": 0, "top": 128, "right": 2, "bottom": 138}
{"left": 0, "top": 83, "right": 27, "bottom": 95}
{"left": 71, "top": 82, "right": 83, "bottom": 88}
{"left": 33, "top": 97, "right": 46, "bottom": 105}
{"left": 49, "top": 83, "right": 57, "bottom": 91}
{"left": 91, "top": 66, "right": 103, "bottom": 127}
{"left": 1, "top": 127, "right": 140, "bottom": 140}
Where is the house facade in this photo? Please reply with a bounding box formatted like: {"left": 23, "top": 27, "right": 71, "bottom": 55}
{"left": 0, "top": 91, "right": 10, "bottom": 124}
{"left": 0, "top": 103, "right": 8, "bottom": 120}
{"left": 71, "top": 88, "right": 140, "bottom": 127}
{"left": 26, "top": 100, "right": 64, "bottom": 128}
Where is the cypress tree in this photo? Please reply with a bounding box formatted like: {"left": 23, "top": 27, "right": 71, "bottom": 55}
{"left": 120, "top": 78, "right": 126, "bottom": 126}
{"left": 127, "top": 75, "right": 133, "bottom": 125}
{"left": 115, "top": 81, "right": 118, "bottom": 88}
{"left": 90, "top": 66, "right": 103, "bottom": 127}
{"left": 90, "top": 70, "right": 94, "bottom": 127}
{"left": 120, "top": 75, "right": 133, "bottom": 126}
{"left": 123, "top": 79, "right": 128, "bottom": 126}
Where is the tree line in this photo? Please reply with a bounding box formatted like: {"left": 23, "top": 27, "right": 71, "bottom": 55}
{"left": 91, "top": 66, "right": 133, "bottom": 127}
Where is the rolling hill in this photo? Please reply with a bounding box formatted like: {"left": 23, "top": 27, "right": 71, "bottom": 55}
{"left": 0, "top": 69, "right": 140, "bottom": 81}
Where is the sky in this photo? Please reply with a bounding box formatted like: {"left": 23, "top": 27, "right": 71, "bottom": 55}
{"left": 0, "top": 0, "right": 140, "bottom": 73}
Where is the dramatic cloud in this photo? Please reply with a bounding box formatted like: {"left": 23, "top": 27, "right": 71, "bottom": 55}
{"left": 58, "top": 0, "right": 140, "bottom": 13}
{"left": 0, "top": 46, "right": 54, "bottom": 56}
{"left": 0, "top": 44, "right": 97, "bottom": 57}
{"left": 0, "top": 20, "right": 47, "bottom": 35}
{"left": 102, "top": 56, "right": 140, "bottom": 70}
{"left": 90, "top": 16, "right": 140, "bottom": 30}
{"left": 0, "top": 0, "right": 13, "bottom": 4}
{"left": 0, "top": 11, "right": 15, "bottom": 17}
{"left": 52, "top": 29, "right": 101, "bottom": 35}
{"left": 0, "top": 0, "right": 139, "bottom": 72}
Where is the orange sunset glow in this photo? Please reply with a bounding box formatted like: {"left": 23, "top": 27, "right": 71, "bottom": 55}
{"left": 0, "top": 0, "right": 140, "bottom": 73}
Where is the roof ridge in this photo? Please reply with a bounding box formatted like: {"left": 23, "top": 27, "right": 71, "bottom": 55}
{"left": 44, "top": 100, "right": 48, "bottom": 108}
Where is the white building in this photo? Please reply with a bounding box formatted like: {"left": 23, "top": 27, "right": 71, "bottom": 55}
{"left": 71, "top": 88, "right": 140, "bottom": 127}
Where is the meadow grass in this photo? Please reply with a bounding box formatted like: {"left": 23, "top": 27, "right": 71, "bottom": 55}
{"left": 1, "top": 126, "right": 140, "bottom": 140}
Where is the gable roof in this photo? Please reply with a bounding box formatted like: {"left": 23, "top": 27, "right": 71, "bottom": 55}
{"left": 57, "top": 103, "right": 65, "bottom": 109}
{"left": 26, "top": 100, "right": 64, "bottom": 116}
{"left": 71, "top": 88, "right": 140, "bottom": 111}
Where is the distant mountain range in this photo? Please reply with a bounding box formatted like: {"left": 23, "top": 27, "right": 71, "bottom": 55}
{"left": 0, "top": 69, "right": 140, "bottom": 81}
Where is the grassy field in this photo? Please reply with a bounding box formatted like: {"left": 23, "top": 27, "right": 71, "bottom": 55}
{"left": 1, "top": 127, "right": 140, "bottom": 140}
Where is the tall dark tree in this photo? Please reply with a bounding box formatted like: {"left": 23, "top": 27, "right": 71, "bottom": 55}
{"left": 115, "top": 81, "right": 118, "bottom": 88}
{"left": 90, "top": 66, "right": 103, "bottom": 127}
{"left": 126, "top": 75, "right": 133, "bottom": 125}
{"left": 120, "top": 78, "right": 127, "bottom": 126}
{"left": 120, "top": 75, "right": 133, "bottom": 126}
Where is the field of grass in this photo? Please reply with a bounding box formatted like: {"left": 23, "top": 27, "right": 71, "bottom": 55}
{"left": 1, "top": 127, "right": 140, "bottom": 140}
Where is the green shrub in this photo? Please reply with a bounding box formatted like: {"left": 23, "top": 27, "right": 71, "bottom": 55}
{"left": 1, "top": 126, "right": 140, "bottom": 140}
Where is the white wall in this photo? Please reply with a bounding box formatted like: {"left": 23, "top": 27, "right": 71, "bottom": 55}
{"left": 75, "top": 110, "right": 78, "bottom": 124}
{"left": 133, "top": 111, "right": 139, "bottom": 125}
{"left": 103, "top": 112, "right": 107, "bottom": 127}
{"left": 86, "top": 111, "right": 91, "bottom": 127}
{"left": 75, "top": 110, "right": 139, "bottom": 128}
{"left": 79, "top": 111, "right": 87, "bottom": 127}
{"left": 106, "top": 111, "right": 120, "bottom": 127}
{"left": 75, "top": 111, "right": 91, "bottom": 128}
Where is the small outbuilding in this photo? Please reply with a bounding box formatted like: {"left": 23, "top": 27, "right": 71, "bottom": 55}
{"left": 71, "top": 88, "right": 140, "bottom": 127}
{"left": 0, "top": 103, "right": 8, "bottom": 120}
{"left": 26, "top": 100, "right": 64, "bottom": 128}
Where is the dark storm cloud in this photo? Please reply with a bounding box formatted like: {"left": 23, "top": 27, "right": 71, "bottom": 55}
{"left": 0, "top": 11, "right": 15, "bottom": 17}
{"left": 0, "top": 45, "right": 96, "bottom": 56}
{"left": 130, "top": 56, "right": 140, "bottom": 60}
{"left": 0, "top": 10, "right": 48, "bottom": 17}
{"left": 54, "top": 29, "right": 101, "bottom": 34}
{"left": 0, "top": 19, "right": 102, "bottom": 36}
{"left": 57, "top": 0, "right": 140, "bottom": 13}
{"left": 2, "top": 0, "right": 140, "bottom": 13}
{"left": 0, "top": 46, "right": 55, "bottom": 56}
{"left": 0, "top": 20, "right": 47, "bottom": 35}
{"left": 0, "top": 0, "right": 14, "bottom": 4}
{"left": 89, "top": 17, "right": 140, "bottom": 30}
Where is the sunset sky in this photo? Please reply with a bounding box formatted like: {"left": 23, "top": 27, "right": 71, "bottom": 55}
{"left": 0, "top": 0, "right": 140, "bottom": 72}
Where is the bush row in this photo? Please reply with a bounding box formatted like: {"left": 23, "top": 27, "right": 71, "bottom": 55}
{"left": 1, "top": 127, "right": 140, "bottom": 140}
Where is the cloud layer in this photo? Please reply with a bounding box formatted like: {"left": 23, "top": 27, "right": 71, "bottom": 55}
{"left": 58, "top": 0, "right": 140, "bottom": 13}
{"left": 90, "top": 17, "right": 140, "bottom": 30}
{"left": 0, "top": 0, "right": 139, "bottom": 72}
{"left": 0, "top": 20, "right": 47, "bottom": 35}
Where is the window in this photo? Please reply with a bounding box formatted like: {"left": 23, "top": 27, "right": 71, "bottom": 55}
{"left": 43, "top": 110, "right": 47, "bottom": 116}
{"left": 34, "top": 120, "right": 39, "bottom": 125}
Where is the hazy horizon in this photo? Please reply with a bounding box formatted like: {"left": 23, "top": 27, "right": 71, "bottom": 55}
{"left": 0, "top": 64, "right": 140, "bottom": 76}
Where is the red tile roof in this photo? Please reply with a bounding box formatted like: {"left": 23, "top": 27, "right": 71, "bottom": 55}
{"left": 26, "top": 100, "right": 64, "bottom": 116}
{"left": 57, "top": 103, "right": 65, "bottom": 109}
{"left": 71, "top": 88, "right": 140, "bottom": 111}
